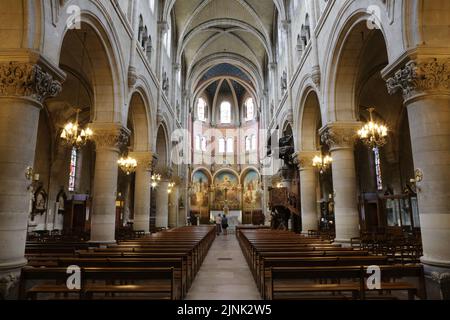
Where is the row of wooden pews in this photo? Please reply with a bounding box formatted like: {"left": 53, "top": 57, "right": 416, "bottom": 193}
{"left": 237, "top": 229, "right": 426, "bottom": 300}
{"left": 20, "top": 226, "right": 216, "bottom": 300}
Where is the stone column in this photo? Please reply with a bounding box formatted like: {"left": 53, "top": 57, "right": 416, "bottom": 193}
{"left": 130, "top": 151, "right": 153, "bottom": 233}
{"left": 90, "top": 124, "right": 130, "bottom": 243}
{"left": 155, "top": 179, "right": 169, "bottom": 228}
{"left": 386, "top": 58, "right": 450, "bottom": 298}
{"left": 297, "top": 151, "right": 320, "bottom": 234}
{"left": 0, "top": 61, "right": 61, "bottom": 298}
{"left": 320, "top": 123, "right": 361, "bottom": 244}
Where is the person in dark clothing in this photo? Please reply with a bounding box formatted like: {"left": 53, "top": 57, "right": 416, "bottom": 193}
{"left": 222, "top": 215, "right": 229, "bottom": 235}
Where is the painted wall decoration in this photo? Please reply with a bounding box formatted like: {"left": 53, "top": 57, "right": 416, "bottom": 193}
{"left": 212, "top": 171, "right": 240, "bottom": 210}
{"left": 243, "top": 170, "right": 262, "bottom": 209}
{"left": 191, "top": 171, "right": 210, "bottom": 209}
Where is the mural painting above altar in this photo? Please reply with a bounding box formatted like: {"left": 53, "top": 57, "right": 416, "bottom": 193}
{"left": 211, "top": 171, "right": 241, "bottom": 211}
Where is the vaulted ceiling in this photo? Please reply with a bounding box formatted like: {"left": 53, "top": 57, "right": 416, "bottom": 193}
{"left": 168, "top": 0, "right": 282, "bottom": 92}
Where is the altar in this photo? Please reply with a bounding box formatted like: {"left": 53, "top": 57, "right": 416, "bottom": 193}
{"left": 210, "top": 211, "right": 242, "bottom": 230}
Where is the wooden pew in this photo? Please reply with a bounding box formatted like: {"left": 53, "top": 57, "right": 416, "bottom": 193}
{"left": 259, "top": 256, "right": 388, "bottom": 296}
{"left": 23, "top": 226, "right": 216, "bottom": 299}
{"left": 266, "top": 266, "right": 363, "bottom": 300}
{"left": 28, "top": 257, "right": 186, "bottom": 299}
{"left": 266, "top": 264, "right": 426, "bottom": 300}
{"left": 19, "top": 267, "right": 175, "bottom": 300}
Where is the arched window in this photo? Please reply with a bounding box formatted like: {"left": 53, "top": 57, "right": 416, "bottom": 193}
{"left": 245, "top": 135, "right": 257, "bottom": 152}
{"left": 374, "top": 147, "right": 383, "bottom": 191}
{"left": 251, "top": 134, "right": 257, "bottom": 151}
{"left": 142, "top": 26, "right": 148, "bottom": 48}
{"left": 226, "top": 137, "right": 234, "bottom": 153}
{"left": 245, "top": 98, "right": 255, "bottom": 121}
{"left": 218, "top": 138, "right": 226, "bottom": 153}
{"left": 146, "top": 35, "right": 152, "bottom": 61}
{"left": 138, "top": 15, "right": 144, "bottom": 43}
{"left": 68, "top": 147, "right": 78, "bottom": 192}
{"left": 220, "top": 101, "right": 231, "bottom": 124}
{"left": 197, "top": 98, "right": 207, "bottom": 122}
{"left": 305, "top": 14, "right": 311, "bottom": 42}
{"left": 245, "top": 136, "right": 251, "bottom": 152}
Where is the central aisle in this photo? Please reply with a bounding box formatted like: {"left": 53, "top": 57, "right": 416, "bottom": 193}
{"left": 186, "top": 233, "right": 261, "bottom": 300}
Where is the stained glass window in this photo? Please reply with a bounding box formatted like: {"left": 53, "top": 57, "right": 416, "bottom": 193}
{"left": 220, "top": 101, "right": 231, "bottom": 124}
{"left": 198, "top": 98, "right": 206, "bottom": 122}
{"left": 218, "top": 138, "right": 226, "bottom": 153}
{"left": 68, "top": 147, "right": 77, "bottom": 192}
{"left": 374, "top": 147, "right": 383, "bottom": 191}
{"left": 245, "top": 98, "right": 254, "bottom": 121}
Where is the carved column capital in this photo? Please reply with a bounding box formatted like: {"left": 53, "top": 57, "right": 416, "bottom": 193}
{"left": 294, "top": 151, "right": 320, "bottom": 170}
{"left": 0, "top": 62, "right": 62, "bottom": 103}
{"left": 130, "top": 151, "right": 154, "bottom": 171}
{"left": 320, "top": 122, "right": 361, "bottom": 151}
{"left": 91, "top": 123, "right": 130, "bottom": 152}
{"left": 386, "top": 58, "right": 450, "bottom": 102}
{"left": 155, "top": 165, "right": 173, "bottom": 180}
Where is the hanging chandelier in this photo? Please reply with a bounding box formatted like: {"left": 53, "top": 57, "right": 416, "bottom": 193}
{"left": 168, "top": 182, "right": 176, "bottom": 194}
{"left": 312, "top": 154, "right": 333, "bottom": 174}
{"left": 118, "top": 156, "right": 138, "bottom": 175}
{"left": 60, "top": 109, "right": 93, "bottom": 149}
{"left": 358, "top": 107, "right": 388, "bottom": 150}
{"left": 151, "top": 174, "right": 161, "bottom": 188}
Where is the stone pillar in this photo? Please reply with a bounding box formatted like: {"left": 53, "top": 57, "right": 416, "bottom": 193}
{"left": 386, "top": 58, "right": 450, "bottom": 298}
{"left": 168, "top": 186, "right": 178, "bottom": 228}
{"left": 320, "top": 123, "right": 361, "bottom": 244}
{"left": 297, "top": 151, "right": 320, "bottom": 234}
{"left": 155, "top": 180, "right": 169, "bottom": 228}
{"left": 0, "top": 61, "right": 61, "bottom": 298}
{"left": 90, "top": 124, "right": 130, "bottom": 243}
{"left": 130, "top": 151, "right": 153, "bottom": 233}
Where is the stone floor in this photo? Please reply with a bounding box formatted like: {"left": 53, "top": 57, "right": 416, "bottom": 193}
{"left": 185, "top": 232, "right": 261, "bottom": 300}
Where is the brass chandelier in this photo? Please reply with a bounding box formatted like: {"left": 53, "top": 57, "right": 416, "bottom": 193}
{"left": 60, "top": 108, "right": 93, "bottom": 149}
{"left": 151, "top": 174, "right": 161, "bottom": 188}
{"left": 118, "top": 156, "right": 138, "bottom": 175}
{"left": 358, "top": 107, "right": 388, "bottom": 150}
{"left": 312, "top": 154, "right": 333, "bottom": 174}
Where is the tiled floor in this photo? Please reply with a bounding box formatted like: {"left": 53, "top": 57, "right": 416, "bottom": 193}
{"left": 185, "top": 233, "right": 261, "bottom": 300}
